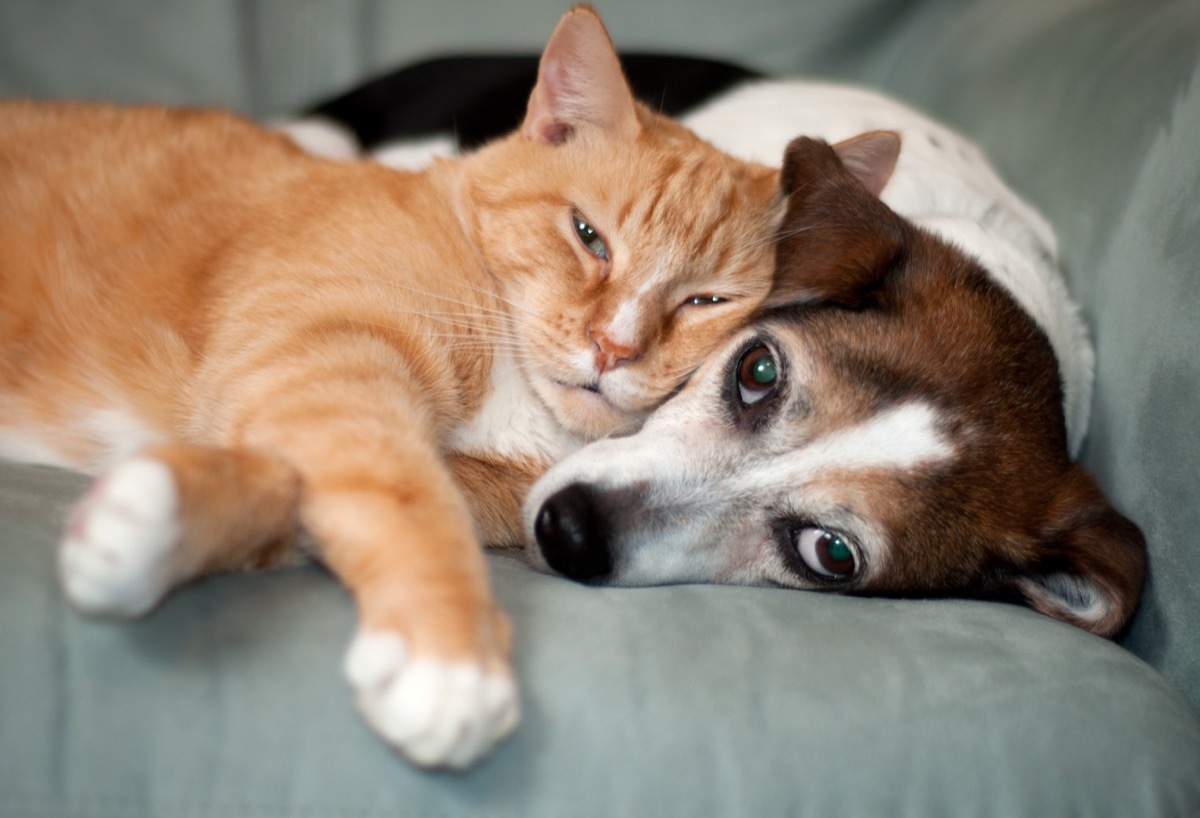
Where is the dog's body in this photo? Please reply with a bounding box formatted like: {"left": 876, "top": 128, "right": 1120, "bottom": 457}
{"left": 523, "top": 80, "right": 1144, "bottom": 637}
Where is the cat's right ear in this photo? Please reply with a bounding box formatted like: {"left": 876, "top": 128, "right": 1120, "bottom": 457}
{"left": 522, "top": 5, "right": 640, "bottom": 145}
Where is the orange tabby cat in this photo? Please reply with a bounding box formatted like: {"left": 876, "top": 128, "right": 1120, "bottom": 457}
{"left": 0, "top": 7, "right": 785, "bottom": 767}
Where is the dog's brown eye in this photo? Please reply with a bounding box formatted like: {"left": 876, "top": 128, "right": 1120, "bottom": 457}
{"left": 795, "top": 527, "right": 857, "bottom": 580}
{"left": 737, "top": 345, "right": 778, "bottom": 405}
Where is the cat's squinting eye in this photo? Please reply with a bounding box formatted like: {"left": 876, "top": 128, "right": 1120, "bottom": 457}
{"left": 683, "top": 294, "right": 726, "bottom": 307}
{"left": 571, "top": 210, "right": 608, "bottom": 261}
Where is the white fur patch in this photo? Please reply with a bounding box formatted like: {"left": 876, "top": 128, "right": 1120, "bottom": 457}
{"left": 343, "top": 629, "right": 519, "bottom": 769}
{"left": 58, "top": 458, "right": 182, "bottom": 617}
{"left": 0, "top": 426, "right": 74, "bottom": 470}
{"left": 448, "top": 346, "right": 583, "bottom": 462}
{"left": 767, "top": 402, "right": 953, "bottom": 484}
{"left": 1019, "top": 571, "right": 1110, "bottom": 625}
{"left": 0, "top": 406, "right": 160, "bottom": 473}
{"left": 603, "top": 298, "right": 640, "bottom": 351}
{"left": 272, "top": 117, "right": 362, "bottom": 160}
{"left": 371, "top": 136, "right": 458, "bottom": 172}
{"left": 79, "top": 409, "right": 162, "bottom": 472}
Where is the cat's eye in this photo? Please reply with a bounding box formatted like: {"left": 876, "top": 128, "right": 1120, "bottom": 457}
{"left": 794, "top": 526, "right": 858, "bottom": 581}
{"left": 736, "top": 344, "right": 779, "bottom": 406}
{"left": 571, "top": 210, "right": 608, "bottom": 261}
{"left": 684, "top": 294, "right": 726, "bottom": 307}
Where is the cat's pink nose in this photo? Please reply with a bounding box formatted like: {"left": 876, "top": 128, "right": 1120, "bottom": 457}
{"left": 589, "top": 328, "right": 639, "bottom": 373}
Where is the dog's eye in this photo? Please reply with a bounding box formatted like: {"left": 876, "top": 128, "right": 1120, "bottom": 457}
{"left": 571, "top": 210, "right": 608, "bottom": 261}
{"left": 736, "top": 344, "right": 778, "bottom": 405}
{"left": 795, "top": 527, "right": 858, "bottom": 581}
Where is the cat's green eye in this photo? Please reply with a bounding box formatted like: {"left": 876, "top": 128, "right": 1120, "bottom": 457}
{"left": 685, "top": 294, "right": 726, "bottom": 307}
{"left": 571, "top": 211, "right": 608, "bottom": 261}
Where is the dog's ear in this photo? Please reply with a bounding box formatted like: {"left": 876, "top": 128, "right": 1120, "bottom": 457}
{"left": 831, "top": 130, "right": 901, "bottom": 197}
{"left": 522, "top": 6, "right": 640, "bottom": 145}
{"left": 765, "top": 134, "right": 906, "bottom": 309}
{"left": 1012, "top": 466, "right": 1146, "bottom": 638}
{"left": 779, "top": 130, "right": 900, "bottom": 199}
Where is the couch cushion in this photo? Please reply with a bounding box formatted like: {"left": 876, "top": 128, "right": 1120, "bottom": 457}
{"left": 2, "top": 461, "right": 1198, "bottom": 818}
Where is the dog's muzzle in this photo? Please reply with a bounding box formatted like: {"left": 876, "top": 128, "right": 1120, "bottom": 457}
{"left": 533, "top": 483, "right": 614, "bottom": 581}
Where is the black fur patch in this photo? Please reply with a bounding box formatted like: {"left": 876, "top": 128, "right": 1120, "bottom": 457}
{"left": 306, "top": 53, "right": 759, "bottom": 150}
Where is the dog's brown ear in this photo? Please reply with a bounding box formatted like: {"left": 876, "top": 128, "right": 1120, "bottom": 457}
{"left": 765, "top": 134, "right": 907, "bottom": 309}
{"left": 779, "top": 130, "right": 900, "bottom": 199}
{"left": 831, "top": 130, "right": 901, "bottom": 197}
{"left": 1013, "top": 466, "right": 1147, "bottom": 638}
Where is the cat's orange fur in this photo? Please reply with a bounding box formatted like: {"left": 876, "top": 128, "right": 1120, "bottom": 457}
{"left": 0, "top": 7, "right": 780, "bottom": 767}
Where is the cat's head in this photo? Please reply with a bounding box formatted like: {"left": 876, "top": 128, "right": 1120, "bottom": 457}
{"left": 458, "top": 6, "right": 784, "bottom": 439}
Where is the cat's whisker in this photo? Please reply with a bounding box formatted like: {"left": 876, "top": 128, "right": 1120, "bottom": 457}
{"left": 454, "top": 280, "right": 527, "bottom": 312}
{"left": 318, "top": 316, "right": 526, "bottom": 352}
{"left": 324, "top": 273, "right": 517, "bottom": 320}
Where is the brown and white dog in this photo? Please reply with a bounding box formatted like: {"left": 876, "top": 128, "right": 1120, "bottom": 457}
{"left": 524, "top": 81, "right": 1146, "bottom": 638}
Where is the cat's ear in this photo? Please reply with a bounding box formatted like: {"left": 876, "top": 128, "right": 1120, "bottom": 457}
{"left": 522, "top": 5, "right": 640, "bottom": 145}
{"left": 831, "top": 130, "right": 900, "bottom": 197}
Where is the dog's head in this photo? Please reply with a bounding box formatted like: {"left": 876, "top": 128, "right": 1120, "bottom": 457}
{"left": 523, "top": 135, "right": 1146, "bottom": 638}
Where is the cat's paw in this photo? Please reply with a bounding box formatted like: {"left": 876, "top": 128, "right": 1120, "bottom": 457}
{"left": 58, "top": 458, "right": 182, "bottom": 617}
{"left": 343, "top": 629, "right": 520, "bottom": 769}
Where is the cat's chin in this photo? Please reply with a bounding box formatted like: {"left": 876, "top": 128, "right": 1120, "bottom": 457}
{"left": 542, "top": 379, "right": 640, "bottom": 439}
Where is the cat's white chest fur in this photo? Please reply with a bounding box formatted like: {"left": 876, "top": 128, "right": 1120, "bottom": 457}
{"left": 448, "top": 347, "right": 584, "bottom": 463}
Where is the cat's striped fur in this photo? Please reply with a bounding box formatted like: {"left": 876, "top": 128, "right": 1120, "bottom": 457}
{"left": 0, "top": 7, "right": 781, "bottom": 768}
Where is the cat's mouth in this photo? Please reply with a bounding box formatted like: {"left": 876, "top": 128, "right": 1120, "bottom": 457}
{"left": 544, "top": 376, "right": 646, "bottom": 439}
{"left": 554, "top": 379, "right": 608, "bottom": 401}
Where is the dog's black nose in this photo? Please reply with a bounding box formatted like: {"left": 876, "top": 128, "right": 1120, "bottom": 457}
{"left": 534, "top": 483, "right": 613, "bottom": 581}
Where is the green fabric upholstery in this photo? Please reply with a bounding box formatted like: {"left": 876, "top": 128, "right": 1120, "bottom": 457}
{"left": 2, "top": 0, "right": 1198, "bottom": 815}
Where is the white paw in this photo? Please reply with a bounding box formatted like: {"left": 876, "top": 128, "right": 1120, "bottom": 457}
{"left": 344, "top": 629, "right": 520, "bottom": 769}
{"left": 58, "top": 458, "right": 181, "bottom": 617}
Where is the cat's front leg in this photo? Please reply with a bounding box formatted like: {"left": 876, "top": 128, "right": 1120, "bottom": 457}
{"left": 59, "top": 444, "right": 301, "bottom": 617}
{"left": 199, "top": 318, "right": 520, "bottom": 767}
{"left": 300, "top": 467, "right": 518, "bottom": 769}
{"left": 449, "top": 451, "right": 552, "bottom": 548}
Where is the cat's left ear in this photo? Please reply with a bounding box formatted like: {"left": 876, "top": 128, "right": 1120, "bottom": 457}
{"left": 522, "top": 5, "right": 640, "bottom": 145}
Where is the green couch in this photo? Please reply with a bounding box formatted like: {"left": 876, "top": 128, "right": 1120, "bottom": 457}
{"left": 2, "top": 0, "right": 1198, "bottom": 815}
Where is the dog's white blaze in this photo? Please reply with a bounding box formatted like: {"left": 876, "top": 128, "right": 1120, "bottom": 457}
{"left": 754, "top": 402, "right": 952, "bottom": 490}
